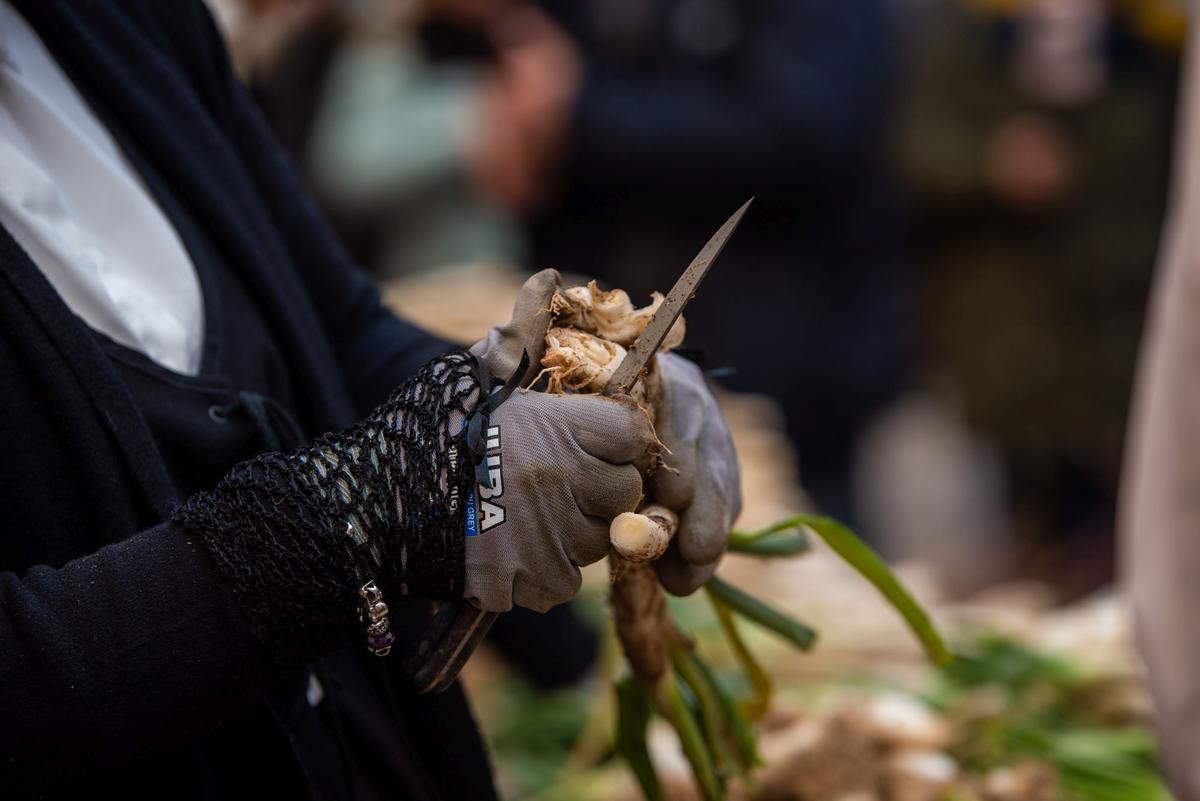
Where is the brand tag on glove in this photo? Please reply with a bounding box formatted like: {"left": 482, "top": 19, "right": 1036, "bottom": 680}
{"left": 465, "top": 488, "right": 479, "bottom": 537}
{"left": 466, "top": 424, "right": 506, "bottom": 536}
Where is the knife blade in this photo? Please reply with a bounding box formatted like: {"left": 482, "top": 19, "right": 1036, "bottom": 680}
{"left": 605, "top": 197, "right": 753, "bottom": 396}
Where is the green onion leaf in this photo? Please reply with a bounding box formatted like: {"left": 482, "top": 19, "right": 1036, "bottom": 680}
{"left": 790, "top": 514, "right": 952, "bottom": 666}
{"left": 692, "top": 650, "right": 761, "bottom": 772}
{"left": 662, "top": 672, "right": 724, "bottom": 801}
{"left": 711, "top": 596, "right": 773, "bottom": 721}
{"left": 706, "top": 576, "right": 817, "bottom": 652}
{"left": 614, "top": 678, "right": 664, "bottom": 801}
{"left": 727, "top": 529, "right": 812, "bottom": 557}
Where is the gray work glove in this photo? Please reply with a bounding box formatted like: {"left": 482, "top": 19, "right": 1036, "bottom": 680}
{"left": 649, "top": 353, "right": 742, "bottom": 595}
{"left": 463, "top": 390, "right": 654, "bottom": 612}
{"left": 466, "top": 270, "right": 740, "bottom": 606}
{"left": 466, "top": 268, "right": 655, "bottom": 612}
{"left": 469, "top": 267, "right": 560, "bottom": 384}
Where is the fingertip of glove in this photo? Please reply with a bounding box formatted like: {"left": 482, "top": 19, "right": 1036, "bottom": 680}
{"left": 560, "top": 393, "right": 657, "bottom": 464}
{"left": 677, "top": 499, "right": 732, "bottom": 565}
{"left": 529, "top": 267, "right": 562, "bottom": 285}
{"left": 610, "top": 394, "right": 658, "bottom": 449}
{"left": 653, "top": 548, "right": 719, "bottom": 597}
{"left": 647, "top": 441, "right": 698, "bottom": 509}
{"left": 616, "top": 463, "right": 647, "bottom": 513}
{"left": 522, "top": 268, "right": 563, "bottom": 304}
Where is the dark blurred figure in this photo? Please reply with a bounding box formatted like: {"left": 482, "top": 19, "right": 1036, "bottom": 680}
{"left": 208, "top": 0, "right": 379, "bottom": 263}
{"left": 208, "top": 0, "right": 343, "bottom": 160}
{"left": 895, "top": 0, "right": 1182, "bottom": 597}
{"left": 470, "top": 0, "right": 910, "bottom": 524}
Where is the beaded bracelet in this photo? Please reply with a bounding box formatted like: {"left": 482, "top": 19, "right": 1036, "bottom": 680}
{"left": 358, "top": 579, "right": 395, "bottom": 656}
{"left": 345, "top": 516, "right": 395, "bottom": 656}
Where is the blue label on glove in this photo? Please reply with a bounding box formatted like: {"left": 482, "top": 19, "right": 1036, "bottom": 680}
{"left": 465, "top": 487, "right": 479, "bottom": 537}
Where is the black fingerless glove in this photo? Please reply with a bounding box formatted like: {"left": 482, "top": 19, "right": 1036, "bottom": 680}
{"left": 173, "top": 351, "right": 480, "bottom": 674}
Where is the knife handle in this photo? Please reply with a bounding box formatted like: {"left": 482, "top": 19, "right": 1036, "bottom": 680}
{"left": 402, "top": 601, "right": 498, "bottom": 694}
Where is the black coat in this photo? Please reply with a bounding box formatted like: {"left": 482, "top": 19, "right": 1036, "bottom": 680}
{"left": 0, "top": 2, "right": 494, "bottom": 798}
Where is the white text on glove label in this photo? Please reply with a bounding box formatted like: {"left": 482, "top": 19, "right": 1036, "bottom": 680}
{"left": 476, "top": 425, "right": 506, "bottom": 533}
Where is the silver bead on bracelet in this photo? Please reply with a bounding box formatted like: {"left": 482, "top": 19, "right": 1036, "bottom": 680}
{"left": 358, "top": 579, "right": 395, "bottom": 656}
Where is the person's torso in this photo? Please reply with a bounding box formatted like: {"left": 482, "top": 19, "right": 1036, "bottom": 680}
{"left": 0, "top": 4, "right": 486, "bottom": 798}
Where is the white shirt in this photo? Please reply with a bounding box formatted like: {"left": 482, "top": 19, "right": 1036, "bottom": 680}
{"left": 0, "top": 1, "right": 204, "bottom": 375}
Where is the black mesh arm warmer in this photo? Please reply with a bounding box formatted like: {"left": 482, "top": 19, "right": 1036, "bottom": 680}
{"left": 173, "top": 351, "right": 480, "bottom": 674}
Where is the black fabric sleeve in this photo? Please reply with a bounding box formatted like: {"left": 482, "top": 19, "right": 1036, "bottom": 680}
{"left": 172, "top": 352, "right": 479, "bottom": 675}
{"left": 181, "top": 2, "right": 454, "bottom": 413}
{"left": 0, "top": 349, "right": 478, "bottom": 788}
{"left": 0, "top": 522, "right": 270, "bottom": 787}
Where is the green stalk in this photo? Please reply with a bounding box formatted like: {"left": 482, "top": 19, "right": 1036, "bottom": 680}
{"left": 711, "top": 596, "right": 773, "bottom": 722}
{"left": 692, "top": 651, "right": 760, "bottom": 773}
{"left": 661, "top": 671, "right": 724, "bottom": 801}
{"left": 706, "top": 576, "right": 817, "bottom": 652}
{"left": 727, "top": 529, "right": 812, "bottom": 557}
{"left": 733, "top": 518, "right": 812, "bottom": 539}
{"left": 614, "top": 677, "right": 664, "bottom": 801}
{"left": 789, "top": 514, "right": 952, "bottom": 665}
{"left": 668, "top": 635, "right": 737, "bottom": 782}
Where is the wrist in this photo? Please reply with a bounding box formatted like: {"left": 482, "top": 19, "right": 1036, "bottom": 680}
{"left": 173, "top": 351, "right": 483, "bottom": 672}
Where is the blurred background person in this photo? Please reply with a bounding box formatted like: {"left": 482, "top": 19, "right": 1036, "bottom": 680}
{"left": 208, "top": 0, "right": 526, "bottom": 274}
{"left": 893, "top": 0, "right": 1182, "bottom": 597}
{"left": 305, "top": 0, "right": 529, "bottom": 277}
{"left": 1121, "top": 9, "right": 1200, "bottom": 801}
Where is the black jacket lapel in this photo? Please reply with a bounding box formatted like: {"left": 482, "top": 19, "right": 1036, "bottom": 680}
{"left": 13, "top": 0, "right": 353, "bottom": 430}
{"left": 0, "top": 225, "right": 178, "bottom": 518}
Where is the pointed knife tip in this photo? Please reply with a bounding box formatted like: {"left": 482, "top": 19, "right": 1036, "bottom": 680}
{"left": 729, "top": 197, "right": 754, "bottom": 226}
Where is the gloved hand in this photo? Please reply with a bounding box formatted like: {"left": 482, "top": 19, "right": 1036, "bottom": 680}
{"left": 466, "top": 268, "right": 656, "bottom": 611}
{"left": 173, "top": 337, "right": 654, "bottom": 672}
{"left": 462, "top": 389, "right": 654, "bottom": 612}
{"left": 648, "top": 353, "right": 742, "bottom": 596}
{"left": 471, "top": 270, "right": 741, "bottom": 599}
{"left": 470, "top": 267, "right": 561, "bottom": 385}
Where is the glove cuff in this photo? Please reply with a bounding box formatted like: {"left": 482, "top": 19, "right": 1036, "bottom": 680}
{"left": 173, "top": 352, "right": 480, "bottom": 674}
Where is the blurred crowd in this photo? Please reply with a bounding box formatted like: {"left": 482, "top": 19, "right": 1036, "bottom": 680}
{"left": 205, "top": 0, "right": 1187, "bottom": 600}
